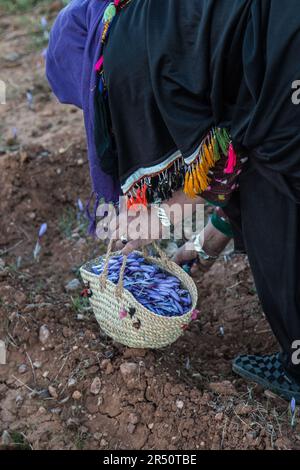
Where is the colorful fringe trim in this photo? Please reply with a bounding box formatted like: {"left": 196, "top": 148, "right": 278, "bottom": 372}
{"left": 125, "top": 127, "right": 238, "bottom": 209}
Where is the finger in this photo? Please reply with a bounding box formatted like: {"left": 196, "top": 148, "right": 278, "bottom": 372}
{"left": 173, "top": 244, "right": 197, "bottom": 266}
{"left": 190, "top": 262, "right": 200, "bottom": 276}
{"left": 121, "top": 239, "right": 150, "bottom": 256}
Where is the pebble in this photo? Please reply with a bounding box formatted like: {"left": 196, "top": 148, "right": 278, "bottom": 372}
{"left": 15, "top": 291, "right": 27, "bottom": 306}
{"left": 68, "top": 377, "right": 77, "bottom": 388}
{"left": 37, "top": 407, "right": 47, "bottom": 415}
{"left": 0, "top": 258, "right": 5, "bottom": 270}
{"left": 235, "top": 404, "right": 253, "bottom": 416}
{"left": 128, "top": 413, "right": 140, "bottom": 425}
{"left": 39, "top": 325, "right": 50, "bottom": 344}
{"left": 18, "top": 363, "right": 28, "bottom": 374}
{"left": 127, "top": 423, "right": 136, "bottom": 434}
{"left": 208, "top": 381, "right": 238, "bottom": 396}
{"left": 48, "top": 385, "right": 58, "bottom": 399}
{"left": 65, "top": 279, "right": 81, "bottom": 292}
{"left": 120, "top": 362, "right": 138, "bottom": 381}
{"left": 176, "top": 400, "right": 184, "bottom": 410}
{"left": 90, "top": 377, "right": 101, "bottom": 395}
{"left": 1, "top": 431, "right": 11, "bottom": 446}
{"left": 33, "top": 361, "right": 42, "bottom": 369}
{"left": 72, "top": 390, "right": 82, "bottom": 400}
{"left": 0, "top": 340, "right": 7, "bottom": 365}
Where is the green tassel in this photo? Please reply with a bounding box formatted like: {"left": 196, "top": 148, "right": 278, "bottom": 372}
{"left": 103, "top": 3, "right": 117, "bottom": 23}
{"left": 215, "top": 129, "right": 228, "bottom": 156}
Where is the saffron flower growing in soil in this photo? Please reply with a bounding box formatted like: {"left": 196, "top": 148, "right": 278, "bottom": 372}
{"left": 290, "top": 397, "right": 297, "bottom": 428}
{"left": 33, "top": 223, "right": 48, "bottom": 261}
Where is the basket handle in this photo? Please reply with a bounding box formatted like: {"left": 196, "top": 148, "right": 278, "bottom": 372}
{"left": 100, "top": 240, "right": 171, "bottom": 297}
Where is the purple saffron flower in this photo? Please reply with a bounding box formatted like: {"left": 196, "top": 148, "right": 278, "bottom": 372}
{"left": 77, "top": 198, "right": 84, "bottom": 212}
{"left": 41, "top": 48, "right": 48, "bottom": 60}
{"left": 41, "top": 16, "right": 48, "bottom": 30}
{"left": 38, "top": 223, "right": 48, "bottom": 238}
{"left": 12, "top": 127, "right": 18, "bottom": 140}
{"left": 291, "top": 397, "right": 297, "bottom": 427}
{"left": 291, "top": 397, "right": 296, "bottom": 415}
{"left": 26, "top": 90, "right": 33, "bottom": 109}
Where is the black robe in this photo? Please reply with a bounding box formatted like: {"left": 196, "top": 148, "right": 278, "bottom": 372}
{"left": 104, "top": 0, "right": 300, "bottom": 199}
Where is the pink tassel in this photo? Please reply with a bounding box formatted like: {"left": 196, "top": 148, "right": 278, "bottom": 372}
{"left": 95, "top": 55, "right": 104, "bottom": 72}
{"left": 114, "top": 0, "right": 121, "bottom": 6}
{"left": 224, "top": 143, "right": 237, "bottom": 174}
{"left": 191, "top": 309, "right": 200, "bottom": 321}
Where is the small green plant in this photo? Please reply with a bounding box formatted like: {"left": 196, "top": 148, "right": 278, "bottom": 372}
{"left": 10, "top": 431, "right": 31, "bottom": 450}
{"left": 58, "top": 206, "right": 88, "bottom": 240}
{"left": 71, "top": 295, "right": 90, "bottom": 314}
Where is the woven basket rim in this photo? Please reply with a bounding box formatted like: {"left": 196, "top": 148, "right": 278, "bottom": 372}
{"left": 80, "top": 250, "right": 198, "bottom": 321}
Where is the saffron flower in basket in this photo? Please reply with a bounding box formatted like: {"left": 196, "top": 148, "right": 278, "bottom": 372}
{"left": 92, "top": 252, "right": 194, "bottom": 318}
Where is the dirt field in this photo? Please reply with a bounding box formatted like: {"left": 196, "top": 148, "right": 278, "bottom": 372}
{"left": 0, "top": 1, "right": 300, "bottom": 451}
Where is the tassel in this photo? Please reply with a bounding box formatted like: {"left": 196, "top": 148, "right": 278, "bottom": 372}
{"left": 192, "top": 167, "right": 200, "bottom": 194}
{"left": 224, "top": 143, "right": 237, "bottom": 174}
{"left": 95, "top": 55, "right": 104, "bottom": 72}
{"left": 203, "top": 143, "right": 214, "bottom": 167}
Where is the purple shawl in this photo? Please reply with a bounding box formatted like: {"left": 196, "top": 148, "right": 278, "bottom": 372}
{"left": 46, "top": 0, "right": 120, "bottom": 231}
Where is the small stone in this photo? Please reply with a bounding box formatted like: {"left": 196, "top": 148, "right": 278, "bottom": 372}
{"left": 235, "top": 404, "right": 253, "bottom": 416}
{"left": 50, "top": 408, "right": 62, "bottom": 415}
{"left": 48, "top": 385, "right": 58, "bottom": 399}
{"left": 0, "top": 340, "right": 6, "bottom": 365}
{"left": 105, "top": 362, "right": 114, "bottom": 375}
{"left": 215, "top": 412, "right": 224, "bottom": 422}
{"left": 38, "top": 407, "right": 47, "bottom": 415}
{"left": 176, "top": 400, "right": 184, "bottom": 410}
{"left": 100, "top": 439, "right": 108, "bottom": 447}
{"left": 208, "top": 381, "right": 238, "bottom": 396}
{"left": 39, "top": 325, "right": 50, "bottom": 344}
{"left": 148, "top": 423, "right": 154, "bottom": 430}
{"left": 62, "top": 327, "right": 72, "bottom": 338}
{"left": 18, "top": 363, "right": 28, "bottom": 374}
{"left": 0, "top": 258, "right": 5, "bottom": 270}
{"left": 127, "top": 423, "right": 136, "bottom": 434}
{"left": 33, "top": 361, "right": 42, "bottom": 369}
{"left": 68, "top": 377, "right": 77, "bottom": 388}
{"left": 90, "top": 377, "right": 101, "bottom": 395}
{"left": 93, "top": 432, "right": 102, "bottom": 441}
{"left": 15, "top": 291, "right": 27, "bottom": 306}
{"left": 128, "top": 413, "right": 140, "bottom": 425}
{"left": 76, "top": 314, "right": 84, "bottom": 321}
{"left": 120, "top": 362, "right": 138, "bottom": 381}
{"left": 15, "top": 394, "right": 23, "bottom": 406}
{"left": 1, "top": 431, "right": 12, "bottom": 446}
{"left": 65, "top": 279, "right": 81, "bottom": 292}
{"left": 66, "top": 418, "right": 80, "bottom": 430}
{"left": 42, "top": 371, "right": 49, "bottom": 378}
{"left": 72, "top": 390, "right": 82, "bottom": 400}
{"left": 77, "top": 158, "right": 84, "bottom": 166}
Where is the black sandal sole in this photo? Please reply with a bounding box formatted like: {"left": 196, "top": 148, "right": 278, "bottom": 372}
{"left": 232, "top": 361, "right": 300, "bottom": 404}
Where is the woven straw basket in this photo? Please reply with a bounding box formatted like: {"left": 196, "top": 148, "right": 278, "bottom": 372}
{"left": 80, "top": 243, "right": 198, "bottom": 349}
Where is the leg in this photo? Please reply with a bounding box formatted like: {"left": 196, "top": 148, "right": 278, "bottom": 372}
{"left": 239, "top": 166, "right": 300, "bottom": 381}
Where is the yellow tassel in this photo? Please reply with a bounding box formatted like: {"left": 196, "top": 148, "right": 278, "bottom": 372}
{"left": 204, "top": 143, "right": 214, "bottom": 168}
{"left": 192, "top": 167, "right": 200, "bottom": 194}
{"left": 184, "top": 171, "right": 194, "bottom": 198}
{"left": 184, "top": 171, "right": 190, "bottom": 196}
{"left": 188, "top": 171, "right": 196, "bottom": 198}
